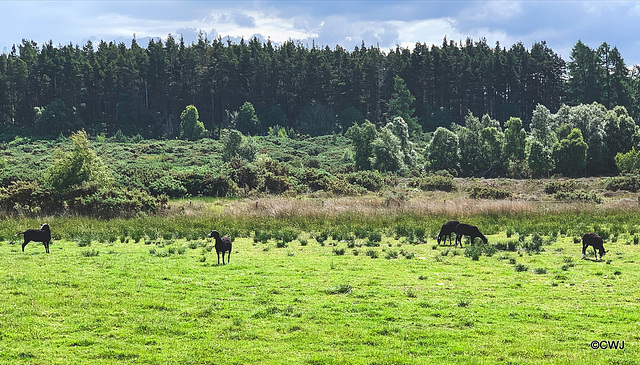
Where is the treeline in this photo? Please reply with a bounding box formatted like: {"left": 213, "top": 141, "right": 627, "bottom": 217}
{"left": 0, "top": 35, "right": 638, "bottom": 138}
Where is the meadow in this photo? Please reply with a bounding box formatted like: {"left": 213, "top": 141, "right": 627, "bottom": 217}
{"left": 1, "top": 198, "right": 639, "bottom": 364}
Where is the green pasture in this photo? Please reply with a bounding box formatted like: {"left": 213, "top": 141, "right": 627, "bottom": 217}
{"left": 1, "top": 213, "right": 639, "bottom": 364}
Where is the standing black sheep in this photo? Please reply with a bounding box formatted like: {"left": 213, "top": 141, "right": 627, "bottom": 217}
{"left": 582, "top": 233, "right": 608, "bottom": 260}
{"left": 208, "top": 230, "right": 232, "bottom": 265}
{"left": 17, "top": 223, "right": 52, "bottom": 253}
{"left": 454, "top": 223, "right": 488, "bottom": 247}
{"left": 437, "top": 220, "right": 459, "bottom": 245}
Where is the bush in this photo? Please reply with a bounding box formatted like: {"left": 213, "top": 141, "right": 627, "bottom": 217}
{"left": 604, "top": 175, "right": 640, "bottom": 192}
{"left": 0, "top": 180, "right": 57, "bottom": 215}
{"left": 68, "top": 186, "right": 166, "bottom": 218}
{"left": 464, "top": 245, "right": 482, "bottom": 261}
{"left": 544, "top": 180, "right": 578, "bottom": 194}
{"left": 467, "top": 185, "right": 511, "bottom": 199}
{"left": 409, "top": 173, "right": 457, "bottom": 192}
{"left": 345, "top": 170, "right": 394, "bottom": 192}
{"left": 148, "top": 175, "right": 187, "bottom": 198}
{"left": 177, "top": 170, "right": 239, "bottom": 197}
{"left": 554, "top": 191, "right": 603, "bottom": 204}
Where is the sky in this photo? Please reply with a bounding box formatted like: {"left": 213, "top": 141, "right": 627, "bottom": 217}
{"left": 2, "top": 0, "right": 640, "bottom": 65}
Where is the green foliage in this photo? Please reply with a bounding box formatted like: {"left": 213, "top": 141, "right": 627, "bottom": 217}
{"left": 554, "top": 191, "right": 603, "bottom": 204}
{"left": 502, "top": 117, "right": 527, "bottom": 161}
{"left": 614, "top": 147, "right": 640, "bottom": 173}
{"left": 222, "top": 129, "right": 244, "bottom": 162}
{"left": 544, "top": 180, "right": 578, "bottom": 194}
{"left": 345, "top": 170, "right": 394, "bottom": 192}
{"left": 552, "top": 128, "right": 587, "bottom": 176}
{"left": 387, "top": 76, "right": 420, "bottom": 136}
{"left": 605, "top": 175, "right": 640, "bottom": 192}
{"left": 0, "top": 180, "right": 55, "bottom": 215}
{"left": 527, "top": 140, "right": 554, "bottom": 177}
{"left": 179, "top": 105, "right": 208, "bottom": 140}
{"left": 296, "top": 101, "right": 336, "bottom": 136}
{"left": 45, "top": 130, "right": 111, "bottom": 195}
{"left": 235, "top": 102, "right": 261, "bottom": 135}
{"left": 457, "top": 112, "right": 485, "bottom": 175}
{"left": 148, "top": 175, "right": 187, "bottom": 198}
{"left": 409, "top": 172, "right": 457, "bottom": 192}
{"left": 337, "top": 106, "right": 365, "bottom": 132}
{"left": 370, "top": 127, "right": 404, "bottom": 173}
{"left": 427, "top": 127, "right": 459, "bottom": 173}
{"left": 34, "top": 99, "right": 84, "bottom": 136}
{"left": 467, "top": 185, "right": 511, "bottom": 200}
{"left": 346, "top": 120, "right": 377, "bottom": 171}
{"left": 68, "top": 186, "right": 166, "bottom": 218}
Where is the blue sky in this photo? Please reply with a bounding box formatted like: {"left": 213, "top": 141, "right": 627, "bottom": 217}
{"left": 2, "top": 0, "right": 640, "bottom": 65}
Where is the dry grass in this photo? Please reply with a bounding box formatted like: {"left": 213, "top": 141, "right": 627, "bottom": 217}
{"left": 163, "top": 177, "right": 640, "bottom": 219}
{"left": 222, "top": 195, "right": 640, "bottom": 219}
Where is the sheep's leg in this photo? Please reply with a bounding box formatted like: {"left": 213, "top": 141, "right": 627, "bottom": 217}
{"left": 227, "top": 251, "right": 230, "bottom": 264}
{"left": 22, "top": 240, "right": 29, "bottom": 252}
{"left": 581, "top": 244, "right": 587, "bottom": 259}
{"left": 45, "top": 241, "right": 50, "bottom": 253}
{"left": 217, "top": 252, "right": 221, "bottom": 265}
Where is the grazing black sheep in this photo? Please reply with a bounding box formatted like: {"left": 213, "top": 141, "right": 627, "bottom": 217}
{"left": 208, "top": 230, "right": 232, "bottom": 265}
{"left": 454, "top": 223, "right": 488, "bottom": 247}
{"left": 437, "top": 220, "right": 459, "bottom": 245}
{"left": 16, "top": 223, "right": 51, "bottom": 253}
{"left": 582, "top": 233, "right": 608, "bottom": 260}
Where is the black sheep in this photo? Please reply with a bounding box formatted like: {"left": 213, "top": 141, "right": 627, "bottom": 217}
{"left": 208, "top": 230, "right": 232, "bottom": 265}
{"left": 17, "top": 223, "right": 52, "bottom": 253}
{"left": 582, "top": 233, "right": 608, "bottom": 260}
{"left": 437, "top": 220, "right": 459, "bottom": 245}
{"left": 454, "top": 223, "right": 488, "bottom": 247}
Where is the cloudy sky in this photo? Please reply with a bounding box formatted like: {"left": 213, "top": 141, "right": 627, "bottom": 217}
{"left": 2, "top": 0, "right": 640, "bottom": 65}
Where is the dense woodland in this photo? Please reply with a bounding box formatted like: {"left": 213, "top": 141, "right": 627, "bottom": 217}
{"left": 1, "top": 35, "right": 638, "bottom": 137}
{"left": 3, "top": 35, "right": 640, "bottom": 217}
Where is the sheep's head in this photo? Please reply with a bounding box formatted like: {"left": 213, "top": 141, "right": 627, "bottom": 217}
{"left": 208, "top": 230, "right": 220, "bottom": 239}
{"left": 41, "top": 223, "right": 50, "bottom": 232}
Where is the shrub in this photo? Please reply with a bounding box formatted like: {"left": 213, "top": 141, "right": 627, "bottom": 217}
{"left": 326, "top": 284, "right": 352, "bottom": 295}
{"left": 515, "top": 264, "right": 528, "bottom": 272}
{"left": 365, "top": 249, "right": 379, "bottom": 259}
{"left": 76, "top": 235, "right": 92, "bottom": 247}
{"left": 544, "top": 179, "right": 578, "bottom": 194}
{"left": 554, "top": 191, "right": 603, "bottom": 204}
{"left": 604, "top": 175, "right": 640, "bottom": 192}
{"left": 81, "top": 249, "right": 99, "bottom": 257}
{"left": 148, "top": 175, "right": 187, "bottom": 198}
{"left": 464, "top": 246, "right": 482, "bottom": 261}
{"left": 409, "top": 173, "right": 457, "bottom": 192}
{"left": 467, "top": 185, "right": 511, "bottom": 199}
{"left": 346, "top": 170, "right": 394, "bottom": 192}
{"left": 0, "top": 180, "right": 57, "bottom": 215}
{"left": 495, "top": 240, "right": 518, "bottom": 252}
{"left": 68, "top": 186, "right": 166, "bottom": 218}
{"left": 45, "top": 130, "right": 111, "bottom": 195}
{"left": 367, "top": 231, "right": 382, "bottom": 242}
{"left": 385, "top": 250, "right": 399, "bottom": 259}
{"left": 177, "top": 170, "right": 239, "bottom": 197}
{"left": 333, "top": 248, "right": 345, "bottom": 256}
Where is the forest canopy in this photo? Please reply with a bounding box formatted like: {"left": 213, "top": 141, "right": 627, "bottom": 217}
{"left": 1, "top": 36, "right": 638, "bottom": 140}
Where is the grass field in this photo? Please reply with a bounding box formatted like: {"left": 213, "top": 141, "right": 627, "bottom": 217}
{"left": 1, "top": 199, "right": 639, "bottom": 364}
